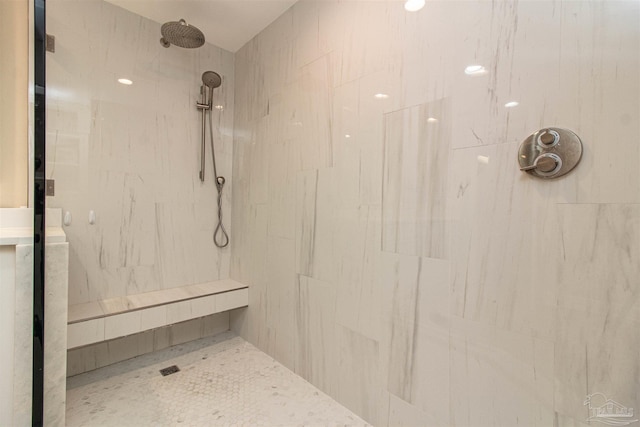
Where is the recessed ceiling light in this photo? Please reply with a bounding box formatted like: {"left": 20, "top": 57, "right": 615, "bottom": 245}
{"left": 214, "top": 105, "right": 224, "bottom": 110}
{"left": 345, "top": 134, "right": 351, "bottom": 138}
{"left": 464, "top": 65, "right": 487, "bottom": 76}
{"left": 504, "top": 101, "right": 519, "bottom": 108}
{"left": 374, "top": 93, "right": 389, "bottom": 99}
{"left": 404, "top": 0, "right": 425, "bottom": 12}
{"left": 427, "top": 117, "right": 438, "bottom": 123}
{"left": 117, "top": 78, "right": 133, "bottom": 85}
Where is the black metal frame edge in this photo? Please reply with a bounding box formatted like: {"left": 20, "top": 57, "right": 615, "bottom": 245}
{"left": 33, "top": 0, "right": 46, "bottom": 425}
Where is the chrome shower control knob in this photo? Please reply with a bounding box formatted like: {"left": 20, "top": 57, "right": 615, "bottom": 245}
{"left": 535, "top": 154, "right": 559, "bottom": 173}
{"left": 519, "top": 153, "right": 563, "bottom": 176}
{"left": 518, "top": 127, "right": 583, "bottom": 179}
{"left": 537, "top": 129, "right": 560, "bottom": 148}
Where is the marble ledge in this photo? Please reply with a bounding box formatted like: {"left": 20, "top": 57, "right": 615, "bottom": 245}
{"left": 0, "top": 208, "right": 65, "bottom": 245}
{"left": 68, "top": 278, "right": 249, "bottom": 324}
{"left": 0, "top": 227, "right": 66, "bottom": 246}
{"left": 67, "top": 285, "right": 248, "bottom": 349}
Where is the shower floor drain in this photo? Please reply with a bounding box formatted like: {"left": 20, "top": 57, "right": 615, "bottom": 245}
{"left": 159, "top": 365, "right": 180, "bottom": 376}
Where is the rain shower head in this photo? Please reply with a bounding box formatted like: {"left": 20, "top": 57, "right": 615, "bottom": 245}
{"left": 202, "top": 71, "right": 222, "bottom": 89}
{"left": 160, "top": 19, "right": 205, "bottom": 48}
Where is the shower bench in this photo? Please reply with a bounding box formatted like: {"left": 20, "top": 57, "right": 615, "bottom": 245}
{"left": 67, "top": 279, "right": 248, "bottom": 349}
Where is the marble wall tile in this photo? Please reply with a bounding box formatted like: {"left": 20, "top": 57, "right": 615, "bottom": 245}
{"left": 334, "top": 205, "right": 383, "bottom": 342}
{"left": 383, "top": 254, "right": 419, "bottom": 401}
{"left": 288, "top": 164, "right": 340, "bottom": 286}
{"left": 216, "top": 288, "right": 248, "bottom": 312}
{"left": 247, "top": 121, "right": 270, "bottom": 206}
{"left": 294, "top": 56, "right": 334, "bottom": 171}
{"left": 381, "top": 253, "right": 450, "bottom": 424}
{"left": 139, "top": 305, "right": 167, "bottom": 331}
{"left": 200, "top": 311, "right": 233, "bottom": 338}
{"left": 294, "top": 275, "right": 338, "bottom": 396}
{"left": 449, "top": 317, "right": 555, "bottom": 427}
{"left": 554, "top": 204, "right": 640, "bottom": 423}
{"left": 265, "top": 236, "right": 297, "bottom": 370}
{"left": 294, "top": 169, "right": 318, "bottom": 277}
{"left": 67, "top": 319, "right": 105, "bottom": 349}
{"left": 166, "top": 316, "right": 219, "bottom": 347}
{"left": 104, "top": 310, "right": 142, "bottom": 341}
{"left": 330, "top": 131, "right": 364, "bottom": 212}
{"left": 255, "top": 7, "right": 297, "bottom": 96}
{"left": 382, "top": 99, "right": 450, "bottom": 259}
{"left": 191, "top": 295, "right": 217, "bottom": 319}
{"left": 336, "top": 325, "right": 389, "bottom": 427}
{"left": 447, "top": 1, "right": 640, "bottom": 204}
{"left": 330, "top": 78, "right": 359, "bottom": 155}
{"left": 306, "top": 167, "right": 339, "bottom": 284}
{"left": 229, "top": 1, "right": 639, "bottom": 426}
{"left": 154, "top": 202, "right": 229, "bottom": 290}
{"left": 267, "top": 137, "right": 297, "bottom": 239}
{"left": 13, "top": 245, "right": 33, "bottom": 426}
{"left": 317, "top": 2, "right": 357, "bottom": 57}
{"left": 387, "top": 393, "right": 439, "bottom": 427}
{"left": 233, "top": 54, "right": 269, "bottom": 126}
{"left": 331, "top": 77, "right": 385, "bottom": 207}
{"left": 0, "top": 247, "right": 16, "bottom": 422}
{"left": 449, "top": 143, "right": 562, "bottom": 342}
{"left": 66, "top": 341, "right": 107, "bottom": 378}
{"left": 230, "top": 202, "right": 269, "bottom": 349}
{"left": 67, "top": 312, "right": 229, "bottom": 377}
{"left": 47, "top": 0, "right": 234, "bottom": 305}
{"left": 326, "top": 2, "right": 401, "bottom": 89}
{"left": 554, "top": 2, "right": 640, "bottom": 205}
{"left": 246, "top": 203, "right": 269, "bottom": 290}
{"left": 7, "top": 242, "right": 69, "bottom": 425}
{"left": 291, "top": 2, "right": 323, "bottom": 70}
{"left": 43, "top": 243, "right": 69, "bottom": 427}
{"left": 166, "top": 300, "right": 195, "bottom": 325}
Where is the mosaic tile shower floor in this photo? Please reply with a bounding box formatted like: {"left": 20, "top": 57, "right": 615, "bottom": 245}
{"left": 66, "top": 332, "right": 369, "bottom": 427}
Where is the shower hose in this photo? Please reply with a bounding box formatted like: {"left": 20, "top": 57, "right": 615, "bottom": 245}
{"left": 207, "top": 108, "right": 230, "bottom": 248}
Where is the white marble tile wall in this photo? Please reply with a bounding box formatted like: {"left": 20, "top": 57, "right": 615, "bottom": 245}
{"left": 43, "top": 242, "right": 70, "bottom": 427}
{"left": 230, "top": 1, "right": 640, "bottom": 426}
{"left": 66, "top": 312, "right": 230, "bottom": 377}
{"left": 46, "top": 0, "right": 234, "bottom": 304}
{"left": 12, "top": 245, "right": 33, "bottom": 426}
{"left": 0, "top": 245, "right": 18, "bottom": 423}
{"left": 10, "top": 242, "right": 69, "bottom": 427}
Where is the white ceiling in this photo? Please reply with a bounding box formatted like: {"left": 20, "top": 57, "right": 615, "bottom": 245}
{"left": 105, "top": 0, "right": 298, "bottom": 52}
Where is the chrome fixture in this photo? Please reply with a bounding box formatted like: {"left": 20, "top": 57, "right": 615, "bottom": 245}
{"left": 518, "top": 127, "right": 583, "bottom": 179}
{"left": 196, "top": 71, "right": 229, "bottom": 248}
{"left": 202, "top": 70, "right": 222, "bottom": 89}
{"left": 197, "top": 71, "right": 222, "bottom": 182}
{"left": 160, "top": 19, "right": 205, "bottom": 48}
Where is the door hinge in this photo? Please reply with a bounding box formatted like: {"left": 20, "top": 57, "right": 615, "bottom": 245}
{"left": 46, "top": 34, "right": 55, "bottom": 53}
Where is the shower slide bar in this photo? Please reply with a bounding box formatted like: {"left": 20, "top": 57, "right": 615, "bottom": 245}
{"left": 197, "top": 85, "right": 209, "bottom": 182}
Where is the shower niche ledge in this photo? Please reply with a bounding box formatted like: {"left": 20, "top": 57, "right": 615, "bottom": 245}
{"left": 67, "top": 279, "right": 248, "bottom": 349}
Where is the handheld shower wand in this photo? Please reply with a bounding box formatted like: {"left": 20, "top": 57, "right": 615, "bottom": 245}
{"left": 196, "top": 71, "right": 229, "bottom": 248}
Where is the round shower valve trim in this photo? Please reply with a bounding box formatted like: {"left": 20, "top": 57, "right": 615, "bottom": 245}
{"left": 537, "top": 129, "right": 560, "bottom": 148}
{"left": 518, "top": 127, "right": 583, "bottom": 179}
